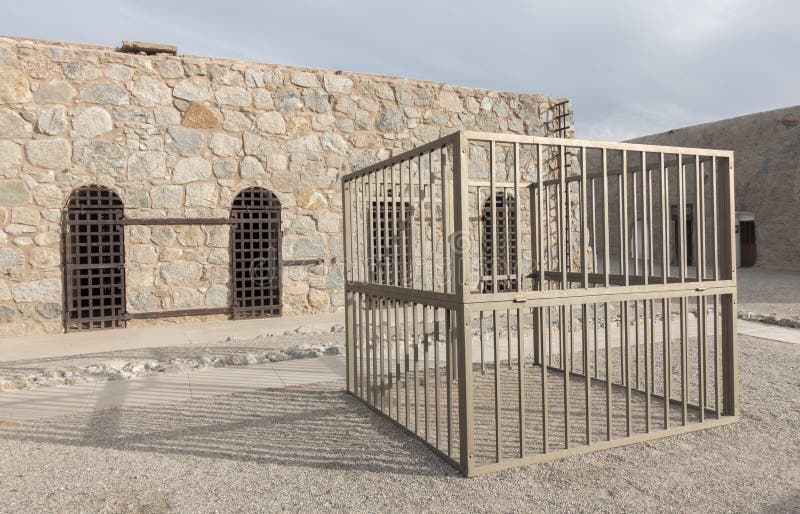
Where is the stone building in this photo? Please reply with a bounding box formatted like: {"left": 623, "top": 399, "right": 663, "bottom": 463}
{"left": 0, "top": 36, "right": 572, "bottom": 337}
{"left": 631, "top": 105, "right": 799, "bottom": 270}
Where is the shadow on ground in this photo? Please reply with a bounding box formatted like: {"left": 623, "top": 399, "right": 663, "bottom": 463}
{"left": 0, "top": 384, "right": 455, "bottom": 477}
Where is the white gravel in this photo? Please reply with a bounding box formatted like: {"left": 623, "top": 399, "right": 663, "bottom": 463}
{"left": 0, "top": 334, "right": 797, "bottom": 512}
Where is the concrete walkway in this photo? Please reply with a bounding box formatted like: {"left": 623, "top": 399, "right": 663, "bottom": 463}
{"left": 0, "top": 311, "right": 345, "bottom": 363}
{"left": 0, "top": 355, "right": 345, "bottom": 422}
{"left": 737, "top": 319, "right": 800, "bottom": 344}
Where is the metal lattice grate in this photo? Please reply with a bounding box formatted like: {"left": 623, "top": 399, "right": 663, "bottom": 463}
{"left": 481, "top": 192, "right": 518, "bottom": 292}
{"left": 371, "top": 198, "right": 413, "bottom": 286}
{"left": 63, "top": 185, "right": 126, "bottom": 332}
{"left": 231, "top": 188, "right": 282, "bottom": 319}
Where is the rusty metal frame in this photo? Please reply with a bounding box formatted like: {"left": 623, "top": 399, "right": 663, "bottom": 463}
{"left": 230, "top": 187, "right": 283, "bottom": 319}
{"left": 342, "top": 131, "right": 738, "bottom": 477}
{"left": 63, "top": 185, "right": 127, "bottom": 332}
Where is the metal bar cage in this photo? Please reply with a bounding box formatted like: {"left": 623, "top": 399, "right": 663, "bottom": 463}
{"left": 341, "top": 131, "right": 738, "bottom": 477}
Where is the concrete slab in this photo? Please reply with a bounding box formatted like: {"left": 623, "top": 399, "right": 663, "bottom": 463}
{"left": 0, "top": 356, "right": 345, "bottom": 422}
{"left": 0, "top": 311, "right": 345, "bottom": 363}
{"left": 737, "top": 319, "right": 800, "bottom": 345}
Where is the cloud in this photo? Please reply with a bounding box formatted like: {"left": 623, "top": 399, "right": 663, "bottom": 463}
{"left": 1, "top": 0, "right": 797, "bottom": 140}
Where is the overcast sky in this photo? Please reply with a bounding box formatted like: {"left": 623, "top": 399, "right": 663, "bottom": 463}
{"left": 2, "top": 0, "right": 797, "bottom": 140}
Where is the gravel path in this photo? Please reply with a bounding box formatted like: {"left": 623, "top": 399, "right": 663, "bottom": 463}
{"left": 0, "top": 334, "right": 797, "bottom": 512}
{"left": 738, "top": 267, "right": 800, "bottom": 320}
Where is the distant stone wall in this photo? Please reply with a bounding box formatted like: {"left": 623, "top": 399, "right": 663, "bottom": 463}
{"left": 630, "top": 106, "right": 800, "bottom": 270}
{"left": 0, "top": 35, "right": 571, "bottom": 337}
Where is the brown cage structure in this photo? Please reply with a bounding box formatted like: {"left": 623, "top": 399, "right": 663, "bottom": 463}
{"left": 341, "top": 131, "right": 739, "bottom": 477}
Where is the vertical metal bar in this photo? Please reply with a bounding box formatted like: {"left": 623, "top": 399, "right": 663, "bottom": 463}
{"left": 605, "top": 302, "right": 612, "bottom": 441}
{"left": 719, "top": 156, "right": 739, "bottom": 417}
{"left": 698, "top": 294, "right": 706, "bottom": 422}
{"left": 581, "top": 147, "right": 589, "bottom": 289}
{"left": 373, "top": 295, "right": 379, "bottom": 407}
{"left": 480, "top": 312, "right": 485, "bottom": 373}
{"left": 391, "top": 165, "right": 399, "bottom": 287}
{"left": 441, "top": 147, "right": 450, "bottom": 294}
{"left": 644, "top": 298, "right": 651, "bottom": 432}
{"left": 680, "top": 296, "right": 688, "bottom": 425}
{"left": 446, "top": 309, "right": 453, "bottom": 457}
{"left": 559, "top": 145, "right": 567, "bottom": 290}
{"left": 622, "top": 150, "right": 629, "bottom": 286}
{"left": 715, "top": 294, "right": 721, "bottom": 419}
{"left": 623, "top": 301, "right": 631, "bottom": 436}
{"left": 632, "top": 158, "right": 639, "bottom": 277}
{"left": 413, "top": 302, "right": 419, "bottom": 434}
{"left": 395, "top": 300, "right": 401, "bottom": 422}
{"left": 404, "top": 301, "right": 410, "bottom": 425}
{"left": 418, "top": 155, "right": 425, "bottom": 290}
{"left": 423, "top": 304, "right": 429, "bottom": 439}
{"left": 388, "top": 300, "right": 395, "bottom": 417}
{"left": 429, "top": 152, "right": 436, "bottom": 292}
{"left": 507, "top": 308, "right": 512, "bottom": 371}
{"left": 383, "top": 299, "right": 389, "bottom": 414}
{"left": 648, "top": 165, "right": 655, "bottom": 276}
{"left": 540, "top": 306, "right": 549, "bottom": 453}
{"left": 514, "top": 143, "right": 522, "bottom": 292}
{"left": 342, "top": 182, "right": 355, "bottom": 393}
{"left": 536, "top": 144, "right": 550, "bottom": 292}
{"left": 583, "top": 303, "right": 591, "bottom": 445}
{"left": 602, "top": 149, "right": 610, "bottom": 288}
{"left": 490, "top": 141, "right": 498, "bottom": 294}
{"left": 678, "top": 154, "right": 687, "bottom": 282}
{"left": 642, "top": 152, "right": 649, "bottom": 285}
{"left": 517, "top": 307, "right": 526, "bottom": 457}
{"left": 695, "top": 155, "right": 702, "bottom": 282}
{"left": 663, "top": 297, "right": 671, "bottom": 430}
{"left": 367, "top": 173, "right": 374, "bottom": 284}
{"left": 457, "top": 304, "right": 475, "bottom": 476}
{"left": 661, "top": 157, "right": 669, "bottom": 284}
{"left": 493, "top": 309, "right": 501, "bottom": 462}
{"left": 712, "top": 157, "right": 719, "bottom": 281}
{"left": 382, "top": 166, "right": 389, "bottom": 286}
{"left": 400, "top": 161, "right": 408, "bottom": 287}
{"left": 562, "top": 305, "right": 570, "bottom": 449}
{"left": 434, "top": 306, "right": 441, "bottom": 448}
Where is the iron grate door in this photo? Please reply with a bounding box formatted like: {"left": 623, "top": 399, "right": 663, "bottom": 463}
{"left": 63, "top": 186, "right": 126, "bottom": 332}
{"left": 231, "top": 188, "right": 282, "bottom": 319}
{"left": 481, "top": 192, "right": 518, "bottom": 293}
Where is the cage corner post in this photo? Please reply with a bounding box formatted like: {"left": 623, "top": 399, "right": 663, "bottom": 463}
{"left": 343, "top": 179, "right": 356, "bottom": 393}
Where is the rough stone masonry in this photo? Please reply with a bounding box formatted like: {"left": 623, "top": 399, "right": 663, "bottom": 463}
{"left": 0, "top": 35, "right": 572, "bottom": 337}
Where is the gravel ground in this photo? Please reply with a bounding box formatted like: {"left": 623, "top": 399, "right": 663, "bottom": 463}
{"left": 738, "top": 267, "right": 800, "bottom": 320}
{"left": 0, "top": 334, "right": 797, "bottom": 513}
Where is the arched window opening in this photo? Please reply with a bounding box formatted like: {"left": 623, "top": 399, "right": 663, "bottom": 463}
{"left": 63, "top": 185, "right": 126, "bottom": 331}
{"left": 230, "top": 187, "right": 282, "bottom": 319}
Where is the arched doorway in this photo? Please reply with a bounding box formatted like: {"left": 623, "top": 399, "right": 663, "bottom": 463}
{"left": 230, "top": 187, "right": 282, "bottom": 319}
{"left": 63, "top": 185, "right": 126, "bottom": 331}
{"left": 481, "top": 192, "right": 518, "bottom": 293}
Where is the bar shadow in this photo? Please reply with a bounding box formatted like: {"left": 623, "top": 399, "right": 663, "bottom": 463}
{"left": 0, "top": 384, "right": 456, "bottom": 477}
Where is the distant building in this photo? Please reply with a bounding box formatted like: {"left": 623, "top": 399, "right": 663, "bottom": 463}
{"left": 630, "top": 106, "right": 799, "bottom": 270}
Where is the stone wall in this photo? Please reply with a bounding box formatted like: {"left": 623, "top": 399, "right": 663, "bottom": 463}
{"left": 0, "top": 35, "right": 571, "bottom": 337}
{"left": 630, "top": 106, "right": 799, "bottom": 270}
